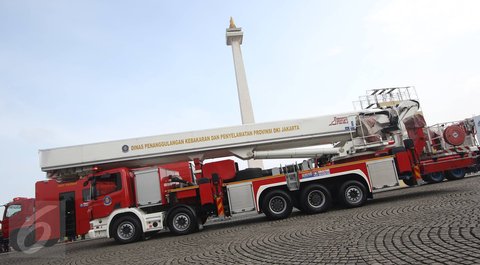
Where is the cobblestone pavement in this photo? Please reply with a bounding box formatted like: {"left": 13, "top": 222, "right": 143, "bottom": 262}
{"left": 2, "top": 175, "right": 480, "bottom": 264}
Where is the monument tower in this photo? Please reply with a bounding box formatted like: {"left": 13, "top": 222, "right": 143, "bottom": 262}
{"left": 226, "top": 18, "right": 264, "bottom": 169}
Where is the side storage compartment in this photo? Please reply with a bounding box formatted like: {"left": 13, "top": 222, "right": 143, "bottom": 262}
{"left": 367, "top": 157, "right": 400, "bottom": 192}
{"left": 226, "top": 182, "right": 256, "bottom": 214}
{"left": 134, "top": 169, "right": 162, "bottom": 206}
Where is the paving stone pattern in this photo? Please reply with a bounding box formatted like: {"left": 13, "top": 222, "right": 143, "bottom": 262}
{"left": 1, "top": 175, "right": 480, "bottom": 264}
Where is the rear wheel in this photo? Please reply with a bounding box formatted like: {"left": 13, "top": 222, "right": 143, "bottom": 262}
{"left": 424, "top": 172, "right": 445, "bottom": 184}
{"left": 299, "top": 184, "right": 332, "bottom": 214}
{"left": 445, "top": 168, "right": 466, "bottom": 181}
{"left": 262, "top": 190, "right": 293, "bottom": 220}
{"left": 167, "top": 207, "right": 198, "bottom": 235}
{"left": 402, "top": 177, "right": 417, "bottom": 187}
{"left": 112, "top": 216, "right": 142, "bottom": 244}
{"left": 338, "top": 180, "right": 367, "bottom": 208}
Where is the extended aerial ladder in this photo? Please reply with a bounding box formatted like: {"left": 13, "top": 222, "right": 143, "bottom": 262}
{"left": 40, "top": 98, "right": 420, "bottom": 180}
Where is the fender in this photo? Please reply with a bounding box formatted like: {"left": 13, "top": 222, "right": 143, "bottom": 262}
{"left": 105, "top": 208, "right": 148, "bottom": 238}
{"left": 255, "top": 169, "right": 370, "bottom": 211}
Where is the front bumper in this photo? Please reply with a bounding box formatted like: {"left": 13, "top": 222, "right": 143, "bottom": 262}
{"left": 88, "top": 218, "right": 108, "bottom": 239}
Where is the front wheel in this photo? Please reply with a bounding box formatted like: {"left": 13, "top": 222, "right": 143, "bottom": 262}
{"left": 167, "top": 207, "right": 198, "bottom": 235}
{"left": 112, "top": 216, "right": 142, "bottom": 244}
{"left": 9, "top": 227, "right": 36, "bottom": 252}
{"left": 262, "top": 190, "right": 293, "bottom": 220}
{"left": 299, "top": 184, "right": 332, "bottom": 214}
{"left": 0, "top": 237, "right": 7, "bottom": 253}
{"left": 338, "top": 180, "right": 367, "bottom": 208}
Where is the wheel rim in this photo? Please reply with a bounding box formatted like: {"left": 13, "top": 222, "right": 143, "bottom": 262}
{"left": 307, "top": 190, "right": 326, "bottom": 208}
{"left": 404, "top": 177, "right": 417, "bottom": 186}
{"left": 173, "top": 213, "right": 190, "bottom": 232}
{"left": 430, "top": 172, "right": 444, "bottom": 182}
{"left": 117, "top": 221, "right": 135, "bottom": 241}
{"left": 345, "top": 186, "right": 362, "bottom": 204}
{"left": 451, "top": 169, "right": 465, "bottom": 178}
{"left": 269, "top": 196, "right": 287, "bottom": 214}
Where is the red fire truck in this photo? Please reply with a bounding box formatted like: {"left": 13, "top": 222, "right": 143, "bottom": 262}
{"left": 0, "top": 161, "right": 195, "bottom": 251}
{"left": 0, "top": 198, "right": 35, "bottom": 252}
{"left": 0, "top": 179, "right": 91, "bottom": 251}
{"left": 36, "top": 87, "right": 479, "bottom": 244}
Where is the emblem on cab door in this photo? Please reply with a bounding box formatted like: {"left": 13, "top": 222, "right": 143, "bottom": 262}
{"left": 122, "top": 145, "right": 129, "bottom": 153}
{"left": 103, "top": 196, "right": 112, "bottom": 206}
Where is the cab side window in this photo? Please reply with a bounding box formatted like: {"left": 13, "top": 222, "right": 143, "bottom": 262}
{"left": 82, "top": 188, "right": 91, "bottom": 202}
{"left": 95, "top": 173, "right": 122, "bottom": 197}
{"left": 5, "top": 204, "right": 22, "bottom": 218}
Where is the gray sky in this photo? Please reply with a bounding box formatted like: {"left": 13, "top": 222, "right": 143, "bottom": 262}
{"left": 1, "top": 0, "right": 480, "bottom": 217}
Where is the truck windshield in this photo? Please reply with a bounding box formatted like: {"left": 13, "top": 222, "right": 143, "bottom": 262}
{"left": 91, "top": 173, "right": 122, "bottom": 199}
{"left": 5, "top": 204, "right": 21, "bottom": 218}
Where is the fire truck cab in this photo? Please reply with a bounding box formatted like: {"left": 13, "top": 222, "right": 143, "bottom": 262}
{"left": 1, "top": 179, "right": 92, "bottom": 251}
{"left": 1, "top": 197, "right": 35, "bottom": 252}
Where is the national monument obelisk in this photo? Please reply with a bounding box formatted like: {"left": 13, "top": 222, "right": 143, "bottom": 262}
{"left": 226, "top": 18, "right": 264, "bottom": 169}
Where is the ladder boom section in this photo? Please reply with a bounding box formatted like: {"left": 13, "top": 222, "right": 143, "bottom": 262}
{"left": 253, "top": 147, "right": 340, "bottom": 159}
{"left": 40, "top": 112, "right": 362, "bottom": 176}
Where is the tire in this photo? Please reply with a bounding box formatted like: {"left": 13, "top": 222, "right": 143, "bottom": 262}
{"left": 403, "top": 177, "right": 417, "bottom": 187}
{"left": 299, "top": 184, "right": 332, "bottom": 214}
{"left": 338, "top": 180, "right": 367, "bottom": 208}
{"left": 10, "top": 227, "right": 36, "bottom": 252}
{"left": 445, "top": 168, "right": 466, "bottom": 181}
{"left": 425, "top": 172, "right": 445, "bottom": 184}
{"left": 261, "top": 190, "right": 293, "bottom": 220}
{"left": 167, "top": 207, "right": 198, "bottom": 235}
{"left": 111, "top": 216, "right": 142, "bottom": 244}
{"left": 235, "top": 168, "right": 263, "bottom": 181}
